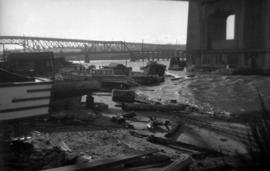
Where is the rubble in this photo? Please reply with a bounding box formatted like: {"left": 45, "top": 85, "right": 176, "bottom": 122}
{"left": 3, "top": 132, "right": 76, "bottom": 171}
{"left": 147, "top": 116, "right": 170, "bottom": 131}
{"left": 41, "top": 149, "right": 162, "bottom": 171}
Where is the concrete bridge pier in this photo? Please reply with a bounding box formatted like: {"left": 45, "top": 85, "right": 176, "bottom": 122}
{"left": 84, "top": 53, "right": 90, "bottom": 63}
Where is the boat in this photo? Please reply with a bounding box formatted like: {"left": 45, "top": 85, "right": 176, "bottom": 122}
{"left": 92, "top": 62, "right": 166, "bottom": 87}
{"left": 90, "top": 63, "right": 139, "bottom": 89}
{"left": 54, "top": 59, "right": 166, "bottom": 89}
{"left": 132, "top": 61, "right": 166, "bottom": 85}
{"left": 56, "top": 61, "right": 139, "bottom": 90}
{"left": 168, "top": 57, "right": 186, "bottom": 71}
{"left": 0, "top": 68, "right": 53, "bottom": 120}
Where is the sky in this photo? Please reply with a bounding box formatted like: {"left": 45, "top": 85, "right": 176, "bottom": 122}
{"left": 0, "top": 0, "right": 188, "bottom": 44}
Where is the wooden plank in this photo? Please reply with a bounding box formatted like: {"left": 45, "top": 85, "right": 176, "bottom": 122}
{"left": 41, "top": 149, "right": 159, "bottom": 171}
{"left": 147, "top": 136, "right": 221, "bottom": 155}
{"left": 163, "top": 154, "right": 192, "bottom": 171}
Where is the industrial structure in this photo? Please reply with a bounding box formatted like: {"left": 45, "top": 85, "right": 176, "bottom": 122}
{"left": 183, "top": 0, "right": 270, "bottom": 73}
{"left": 0, "top": 36, "right": 184, "bottom": 62}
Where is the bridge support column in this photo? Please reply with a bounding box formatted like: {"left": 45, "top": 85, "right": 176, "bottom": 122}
{"left": 84, "top": 53, "right": 90, "bottom": 63}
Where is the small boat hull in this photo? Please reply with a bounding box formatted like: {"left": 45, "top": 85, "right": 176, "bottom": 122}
{"left": 132, "top": 75, "right": 164, "bottom": 85}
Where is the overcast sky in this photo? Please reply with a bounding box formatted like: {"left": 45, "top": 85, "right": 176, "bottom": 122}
{"left": 0, "top": 0, "right": 188, "bottom": 44}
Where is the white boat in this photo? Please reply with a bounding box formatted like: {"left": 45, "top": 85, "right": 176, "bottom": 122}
{"left": 0, "top": 69, "right": 53, "bottom": 120}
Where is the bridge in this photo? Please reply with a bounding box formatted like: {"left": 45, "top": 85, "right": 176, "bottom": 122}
{"left": 0, "top": 36, "right": 185, "bottom": 62}
{"left": 182, "top": 0, "right": 270, "bottom": 72}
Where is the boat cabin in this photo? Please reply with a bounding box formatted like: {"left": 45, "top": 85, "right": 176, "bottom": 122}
{"left": 92, "top": 63, "right": 132, "bottom": 76}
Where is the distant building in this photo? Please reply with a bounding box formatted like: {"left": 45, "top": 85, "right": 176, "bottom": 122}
{"left": 182, "top": 0, "right": 270, "bottom": 73}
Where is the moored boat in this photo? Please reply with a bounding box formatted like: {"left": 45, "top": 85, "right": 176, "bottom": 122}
{"left": 168, "top": 57, "right": 186, "bottom": 71}
{"left": 132, "top": 61, "right": 166, "bottom": 85}
{"left": 57, "top": 62, "right": 139, "bottom": 90}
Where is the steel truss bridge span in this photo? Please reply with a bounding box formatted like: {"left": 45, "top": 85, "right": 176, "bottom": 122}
{"left": 0, "top": 36, "right": 180, "bottom": 52}
{"left": 0, "top": 36, "right": 184, "bottom": 61}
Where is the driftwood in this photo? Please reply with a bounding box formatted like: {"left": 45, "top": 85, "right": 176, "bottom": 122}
{"left": 122, "top": 103, "right": 187, "bottom": 112}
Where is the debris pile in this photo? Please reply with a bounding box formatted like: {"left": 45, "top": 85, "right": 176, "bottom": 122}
{"left": 3, "top": 132, "right": 76, "bottom": 171}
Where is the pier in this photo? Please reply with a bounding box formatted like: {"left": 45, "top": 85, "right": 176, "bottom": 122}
{"left": 182, "top": 0, "right": 270, "bottom": 73}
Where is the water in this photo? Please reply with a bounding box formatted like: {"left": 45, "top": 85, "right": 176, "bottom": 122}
{"left": 72, "top": 59, "right": 170, "bottom": 72}
{"left": 75, "top": 59, "right": 270, "bottom": 116}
